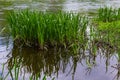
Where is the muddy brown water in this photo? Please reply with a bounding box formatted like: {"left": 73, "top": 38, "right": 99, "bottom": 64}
{"left": 0, "top": 0, "right": 120, "bottom": 80}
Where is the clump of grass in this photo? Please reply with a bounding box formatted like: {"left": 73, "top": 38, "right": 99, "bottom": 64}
{"left": 97, "top": 7, "right": 120, "bottom": 22}
{"left": 92, "top": 7, "right": 120, "bottom": 53}
{"left": 93, "top": 20, "right": 120, "bottom": 51}
{"left": 7, "top": 10, "right": 88, "bottom": 51}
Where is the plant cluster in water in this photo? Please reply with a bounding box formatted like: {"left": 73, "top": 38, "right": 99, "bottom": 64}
{"left": 97, "top": 7, "right": 120, "bottom": 22}
{"left": 1, "top": 6, "right": 120, "bottom": 80}
{"left": 7, "top": 10, "right": 88, "bottom": 51}
{"left": 93, "top": 7, "right": 120, "bottom": 59}
{"left": 6, "top": 7, "right": 120, "bottom": 55}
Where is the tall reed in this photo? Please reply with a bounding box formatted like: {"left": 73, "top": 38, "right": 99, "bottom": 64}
{"left": 7, "top": 10, "right": 88, "bottom": 50}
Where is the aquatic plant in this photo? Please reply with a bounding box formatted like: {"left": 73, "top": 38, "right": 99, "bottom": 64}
{"left": 97, "top": 7, "right": 120, "bottom": 22}
{"left": 96, "top": 21, "right": 120, "bottom": 46}
{"left": 7, "top": 10, "right": 88, "bottom": 51}
{"left": 92, "top": 7, "right": 120, "bottom": 49}
{"left": 91, "top": 7, "right": 120, "bottom": 58}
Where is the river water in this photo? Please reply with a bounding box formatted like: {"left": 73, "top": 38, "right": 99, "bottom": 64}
{"left": 0, "top": 0, "right": 120, "bottom": 80}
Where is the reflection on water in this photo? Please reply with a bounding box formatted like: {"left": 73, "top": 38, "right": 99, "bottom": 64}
{"left": 0, "top": 0, "right": 120, "bottom": 80}
{"left": 5, "top": 43, "right": 118, "bottom": 80}
{"left": 7, "top": 46, "right": 80, "bottom": 80}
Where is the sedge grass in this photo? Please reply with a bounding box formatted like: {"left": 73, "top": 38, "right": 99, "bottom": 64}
{"left": 97, "top": 7, "right": 120, "bottom": 22}
{"left": 92, "top": 7, "right": 120, "bottom": 49}
{"left": 93, "top": 20, "right": 120, "bottom": 53}
{"left": 90, "top": 7, "right": 120, "bottom": 58}
{"left": 7, "top": 10, "right": 88, "bottom": 51}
